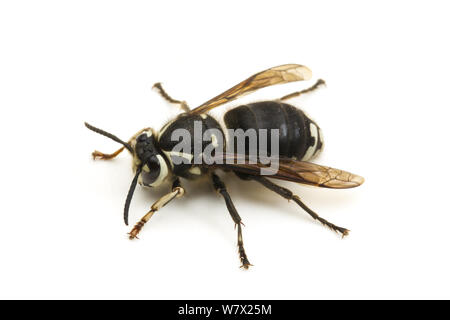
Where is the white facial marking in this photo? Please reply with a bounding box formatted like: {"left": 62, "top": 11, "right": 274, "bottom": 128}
{"left": 149, "top": 155, "right": 169, "bottom": 187}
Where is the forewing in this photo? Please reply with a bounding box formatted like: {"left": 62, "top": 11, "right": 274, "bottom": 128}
{"left": 274, "top": 158, "right": 364, "bottom": 188}
{"left": 209, "top": 154, "right": 364, "bottom": 189}
{"left": 189, "top": 64, "right": 312, "bottom": 115}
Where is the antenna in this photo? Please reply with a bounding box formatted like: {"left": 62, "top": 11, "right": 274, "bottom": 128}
{"left": 84, "top": 122, "right": 133, "bottom": 153}
{"left": 123, "top": 166, "right": 142, "bottom": 226}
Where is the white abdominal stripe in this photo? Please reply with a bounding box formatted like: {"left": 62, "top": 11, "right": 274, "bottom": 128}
{"left": 302, "top": 122, "right": 322, "bottom": 161}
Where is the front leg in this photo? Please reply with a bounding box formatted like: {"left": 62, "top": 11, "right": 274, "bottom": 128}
{"left": 128, "top": 178, "right": 185, "bottom": 239}
{"left": 91, "top": 146, "right": 124, "bottom": 160}
{"left": 212, "top": 173, "right": 252, "bottom": 269}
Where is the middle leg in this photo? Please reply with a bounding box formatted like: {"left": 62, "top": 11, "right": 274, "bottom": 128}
{"left": 212, "top": 173, "right": 252, "bottom": 269}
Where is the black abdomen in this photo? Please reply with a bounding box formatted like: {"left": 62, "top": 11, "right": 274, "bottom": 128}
{"left": 224, "top": 101, "right": 323, "bottom": 161}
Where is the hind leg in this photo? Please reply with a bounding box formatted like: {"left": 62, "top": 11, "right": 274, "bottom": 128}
{"left": 238, "top": 173, "right": 349, "bottom": 237}
{"left": 153, "top": 82, "right": 190, "bottom": 112}
{"left": 279, "top": 79, "right": 326, "bottom": 101}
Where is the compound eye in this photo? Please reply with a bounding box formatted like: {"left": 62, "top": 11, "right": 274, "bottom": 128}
{"left": 142, "top": 156, "right": 160, "bottom": 181}
{"left": 149, "top": 156, "right": 161, "bottom": 173}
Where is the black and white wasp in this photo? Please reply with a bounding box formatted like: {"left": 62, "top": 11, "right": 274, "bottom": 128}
{"left": 85, "top": 64, "right": 364, "bottom": 269}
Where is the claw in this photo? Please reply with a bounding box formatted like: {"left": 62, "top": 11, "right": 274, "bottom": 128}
{"left": 240, "top": 260, "right": 253, "bottom": 270}
{"left": 234, "top": 221, "right": 245, "bottom": 230}
{"left": 91, "top": 151, "right": 102, "bottom": 160}
{"left": 128, "top": 234, "right": 139, "bottom": 240}
{"left": 340, "top": 228, "right": 350, "bottom": 238}
{"left": 334, "top": 226, "right": 350, "bottom": 238}
{"left": 91, "top": 150, "right": 109, "bottom": 160}
{"left": 128, "top": 229, "right": 141, "bottom": 240}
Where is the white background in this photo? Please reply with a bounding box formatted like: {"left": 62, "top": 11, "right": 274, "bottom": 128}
{"left": 1, "top": 1, "right": 449, "bottom": 299}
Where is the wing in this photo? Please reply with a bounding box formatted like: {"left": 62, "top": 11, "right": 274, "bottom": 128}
{"left": 189, "top": 64, "right": 312, "bottom": 115}
{"left": 208, "top": 154, "right": 364, "bottom": 189}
